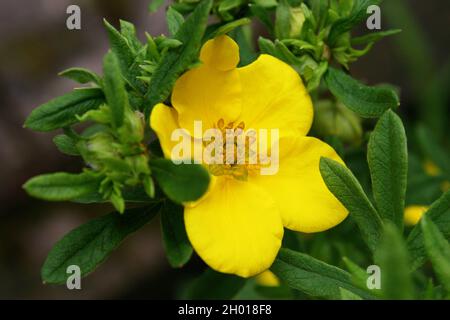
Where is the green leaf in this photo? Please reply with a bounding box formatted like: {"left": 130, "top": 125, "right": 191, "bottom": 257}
{"left": 320, "top": 157, "right": 383, "bottom": 252}
{"left": 407, "top": 191, "right": 450, "bottom": 270}
{"left": 351, "top": 29, "right": 402, "bottom": 46}
{"left": 167, "top": 6, "right": 185, "bottom": 36}
{"left": 58, "top": 67, "right": 101, "bottom": 85}
{"left": 254, "top": 284, "right": 294, "bottom": 300}
{"left": 103, "top": 52, "right": 128, "bottom": 128}
{"left": 325, "top": 67, "right": 399, "bottom": 118}
{"left": 416, "top": 125, "right": 450, "bottom": 179}
{"left": 274, "top": 0, "right": 291, "bottom": 39}
{"left": 144, "top": 0, "right": 213, "bottom": 118}
{"left": 368, "top": 110, "right": 407, "bottom": 229}
{"left": 148, "top": 0, "right": 165, "bottom": 13}
{"left": 23, "top": 171, "right": 101, "bottom": 201}
{"left": 270, "top": 249, "right": 375, "bottom": 299}
{"left": 24, "top": 88, "right": 104, "bottom": 132}
{"left": 41, "top": 204, "right": 160, "bottom": 284}
{"left": 103, "top": 19, "right": 135, "bottom": 76}
{"left": 328, "top": 0, "right": 380, "bottom": 47}
{"left": 160, "top": 200, "right": 192, "bottom": 268}
{"left": 374, "top": 223, "right": 414, "bottom": 299}
{"left": 207, "top": 18, "right": 251, "bottom": 39}
{"left": 217, "top": 0, "right": 245, "bottom": 21}
{"left": 421, "top": 215, "right": 450, "bottom": 295}
{"left": 73, "top": 185, "right": 153, "bottom": 204}
{"left": 120, "top": 20, "right": 142, "bottom": 52}
{"left": 183, "top": 269, "right": 246, "bottom": 299}
{"left": 311, "top": 0, "right": 329, "bottom": 30}
{"left": 340, "top": 287, "right": 363, "bottom": 300}
{"left": 149, "top": 159, "right": 210, "bottom": 204}
{"left": 342, "top": 257, "right": 371, "bottom": 291}
{"left": 53, "top": 134, "right": 80, "bottom": 156}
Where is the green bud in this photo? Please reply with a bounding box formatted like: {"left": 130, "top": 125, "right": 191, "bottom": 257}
{"left": 77, "top": 132, "right": 117, "bottom": 168}
{"left": 312, "top": 100, "right": 362, "bottom": 145}
{"left": 118, "top": 110, "right": 145, "bottom": 144}
{"left": 289, "top": 6, "right": 305, "bottom": 38}
{"left": 127, "top": 154, "right": 150, "bottom": 176}
{"left": 110, "top": 190, "right": 125, "bottom": 213}
{"left": 142, "top": 175, "right": 155, "bottom": 198}
{"left": 77, "top": 105, "right": 111, "bottom": 124}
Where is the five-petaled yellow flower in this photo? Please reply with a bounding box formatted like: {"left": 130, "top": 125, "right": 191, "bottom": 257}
{"left": 150, "top": 35, "right": 348, "bottom": 277}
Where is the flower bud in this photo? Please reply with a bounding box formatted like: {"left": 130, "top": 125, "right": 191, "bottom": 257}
{"left": 312, "top": 100, "right": 362, "bottom": 145}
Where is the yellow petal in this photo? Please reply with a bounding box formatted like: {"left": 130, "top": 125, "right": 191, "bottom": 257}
{"left": 172, "top": 38, "right": 242, "bottom": 137}
{"left": 251, "top": 136, "right": 348, "bottom": 233}
{"left": 237, "top": 54, "right": 313, "bottom": 137}
{"left": 150, "top": 103, "right": 204, "bottom": 163}
{"left": 200, "top": 35, "right": 240, "bottom": 71}
{"left": 404, "top": 205, "right": 428, "bottom": 226}
{"left": 185, "top": 177, "right": 283, "bottom": 277}
{"left": 149, "top": 103, "right": 180, "bottom": 158}
{"left": 255, "top": 270, "right": 280, "bottom": 287}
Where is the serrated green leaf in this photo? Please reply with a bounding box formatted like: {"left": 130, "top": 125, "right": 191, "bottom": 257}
{"left": 24, "top": 171, "right": 101, "bottom": 201}
{"left": 328, "top": 0, "right": 380, "bottom": 47}
{"left": 53, "top": 134, "right": 80, "bottom": 156}
{"left": 374, "top": 223, "right": 414, "bottom": 299}
{"left": 183, "top": 269, "right": 246, "bottom": 299}
{"left": 41, "top": 204, "right": 160, "bottom": 284}
{"left": 103, "top": 52, "right": 128, "bottom": 128}
{"left": 58, "top": 67, "right": 101, "bottom": 85}
{"left": 407, "top": 191, "right": 450, "bottom": 270}
{"left": 103, "top": 19, "right": 135, "bottom": 71}
{"left": 421, "top": 215, "right": 450, "bottom": 295}
{"left": 144, "top": 0, "right": 213, "bottom": 119}
{"left": 160, "top": 200, "right": 192, "bottom": 268}
{"left": 120, "top": 20, "right": 142, "bottom": 52}
{"left": 320, "top": 157, "right": 383, "bottom": 252}
{"left": 167, "top": 6, "right": 185, "bottom": 36}
{"left": 368, "top": 110, "right": 407, "bottom": 229}
{"left": 24, "top": 88, "right": 104, "bottom": 132}
{"left": 325, "top": 67, "right": 400, "bottom": 118}
{"left": 270, "top": 249, "right": 375, "bottom": 299}
{"left": 149, "top": 159, "right": 210, "bottom": 204}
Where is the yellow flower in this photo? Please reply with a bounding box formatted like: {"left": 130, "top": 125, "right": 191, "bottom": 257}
{"left": 255, "top": 270, "right": 280, "bottom": 287}
{"left": 404, "top": 205, "right": 428, "bottom": 226}
{"left": 150, "top": 35, "right": 348, "bottom": 277}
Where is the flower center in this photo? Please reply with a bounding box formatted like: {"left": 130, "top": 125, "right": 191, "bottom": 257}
{"left": 206, "top": 118, "right": 261, "bottom": 181}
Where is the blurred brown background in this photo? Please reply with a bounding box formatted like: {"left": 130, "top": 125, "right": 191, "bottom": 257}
{"left": 0, "top": 0, "right": 448, "bottom": 299}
